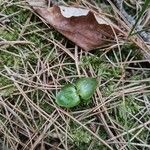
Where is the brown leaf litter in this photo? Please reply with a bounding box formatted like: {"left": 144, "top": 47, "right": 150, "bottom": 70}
{"left": 27, "top": 0, "right": 124, "bottom": 51}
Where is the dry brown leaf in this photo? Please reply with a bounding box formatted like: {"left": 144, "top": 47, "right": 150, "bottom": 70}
{"left": 27, "top": 0, "right": 123, "bottom": 51}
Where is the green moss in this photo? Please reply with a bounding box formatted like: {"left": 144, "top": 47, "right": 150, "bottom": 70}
{"left": 72, "top": 129, "right": 92, "bottom": 145}
{"left": 101, "top": 82, "right": 116, "bottom": 96}
{"left": 0, "top": 76, "right": 12, "bottom": 87}
{"left": 0, "top": 51, "right": 21, "bottom": 67}
{"left": 0, "top": 1, "right": 150, "bottom": 149}
{"left": 0, "top": 29, "right": 18, "bottom": 41}
{"left": 40, "top": 100, "right": 54, "bottom": 114}
{"left": 81, "top": 57, "right": 122, "bottom": 81}
{"left": 0, "top": 87, "right": 15, "bottom": 97}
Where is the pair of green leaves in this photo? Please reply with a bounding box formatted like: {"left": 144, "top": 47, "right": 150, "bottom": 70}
{"left": 56, "top": 78, "right": 98, "bottom": 108}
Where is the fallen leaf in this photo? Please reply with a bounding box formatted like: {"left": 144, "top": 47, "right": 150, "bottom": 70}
{"left": 27, "top": 0, "right": 122, "bottom": 51}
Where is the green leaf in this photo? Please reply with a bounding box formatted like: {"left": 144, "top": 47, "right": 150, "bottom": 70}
{"left": 56, "top": 84, "right": 80, "bottom": 108}
{"left": 76, "top": 78, "right": 98, "bottom": 102}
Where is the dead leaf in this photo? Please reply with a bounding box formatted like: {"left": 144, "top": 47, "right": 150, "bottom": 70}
{"left": 27, "top": 0, "right": 123, "bottom": 51}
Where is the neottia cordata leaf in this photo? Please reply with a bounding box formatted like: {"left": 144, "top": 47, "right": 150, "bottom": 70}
{"left": 56, "top": 84, "right": 80, "bottom": 108}
{"left": 76, "top": 78, "right": 98, "bottom": 102}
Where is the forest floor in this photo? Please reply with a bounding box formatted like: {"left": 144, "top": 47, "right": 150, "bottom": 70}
{"left": 0, "top": 0, "right": 150, "bottom": 150}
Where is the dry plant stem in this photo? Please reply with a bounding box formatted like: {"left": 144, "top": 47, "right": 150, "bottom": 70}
{"left": 59, "top": 109, "right": 113, "bottom": 150}
{"left": 107, "top": 0, "right": 150, "bottom": 60}
{"left": 114, "top": 0, "right": 150, "bottom": 42}
{"left": 1, "top": 1, "right": 150, "bottom": 149}
{"left": 27, "top": 119, "right": 57, "bottom": 150}
{"left": 0, "top": 11, "right": 20, "bottom": 24}
{"left": 22, "top": 111, "right": 58, "bottom": 149}
{"left": 0, "top": 97, "right": 32, "bottom": 148}
{"left": 17, "top": 13, "right": 32, "bottom": 40}
{"left": 3, "top": 67, "right": 72, "bottom": 147}
{"left": 0, "top": 41, "right": 33, "bottom": 45}
{"left": 111, "top": 121, "right": 147, "bottom": 149}
{"left": 89, "top": 66, "right": 126, "bottom": 149}
{"left": 107, "top": 120, "right": 150, "bottom": 142}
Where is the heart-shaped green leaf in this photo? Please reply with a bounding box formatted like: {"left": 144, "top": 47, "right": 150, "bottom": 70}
{"left": 76, "top": 78, "right": 98, "bottom": 102}
{"left": 56, "top": 84, "right": 80, "bottom": 108}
